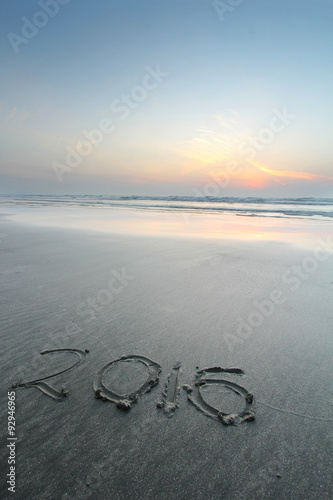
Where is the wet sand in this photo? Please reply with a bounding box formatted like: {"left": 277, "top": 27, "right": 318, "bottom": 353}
{"left": 1, "top": 212, "right": 333, "bottom": 499}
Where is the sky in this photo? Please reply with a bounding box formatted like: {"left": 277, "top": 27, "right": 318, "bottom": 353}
{"left": 1, "top": 0, "right": 333, "bottom": 197}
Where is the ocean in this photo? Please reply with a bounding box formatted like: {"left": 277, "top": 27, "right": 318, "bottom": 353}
{"left": 0, "top": 195, "right": 332, "bottom": 220}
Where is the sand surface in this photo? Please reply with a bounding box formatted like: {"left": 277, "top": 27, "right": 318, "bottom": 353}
{"left": 1, "top": 212, "right": 333, "bottom": 499}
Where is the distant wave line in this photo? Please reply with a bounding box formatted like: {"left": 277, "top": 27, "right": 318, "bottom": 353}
{"left": 1, "top": 194, "right": 333, "bottom": 206}
{"left": 0, "top": 195, "right": 332, "bottom": 220}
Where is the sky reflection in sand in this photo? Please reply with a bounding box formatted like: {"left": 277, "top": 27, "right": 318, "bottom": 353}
{"left": 3, "top": 205, "right": 332, "bottom": 249}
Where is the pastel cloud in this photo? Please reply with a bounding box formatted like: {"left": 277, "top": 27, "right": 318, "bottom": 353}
{"left": 251, "top": 162, "right": 333, "bottom": 185}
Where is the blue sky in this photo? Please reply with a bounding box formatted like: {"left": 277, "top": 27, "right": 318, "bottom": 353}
{"left": 1, "top": 0, "right": 332, "bottom": 196}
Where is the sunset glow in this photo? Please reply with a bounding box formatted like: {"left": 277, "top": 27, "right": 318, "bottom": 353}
{"left": 1, "top": 2, "right": 332, "bottom": 198}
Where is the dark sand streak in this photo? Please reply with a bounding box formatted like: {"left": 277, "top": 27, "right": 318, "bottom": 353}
{"left": 197, "top": 367, "right": 244, "bottom": 376}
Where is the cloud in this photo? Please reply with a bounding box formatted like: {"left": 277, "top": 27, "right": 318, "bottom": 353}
{"left": 0, "top": 106, "right": 28, "bottom": 130}
{"left": 251, "top": 162, "right": 333, "bottom": 184}
{"left": 178, "top": 111, "right": 252, "bottom": 168}
{"left": 8, "top": 107, "right": 17, "bottom": 120}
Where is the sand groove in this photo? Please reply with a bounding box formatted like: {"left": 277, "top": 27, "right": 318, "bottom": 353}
{"left": 185, "top": 367, "right": 255, "bottom": 425}
{"left": 93, "top": 355, "right": 161, "bottom": 409}
{"left": 257, "top": 400, "right": 333, "bottom": 423}
{"left": 157, "top": 361, "right": 181, "bottom": 416}
{"left": 12, "top": 348, "right": 89, "bottom": 399}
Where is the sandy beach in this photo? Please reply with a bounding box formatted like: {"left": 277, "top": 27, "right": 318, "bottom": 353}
{"left": 1, "top": 205, "right": 332, "bottom": 499}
